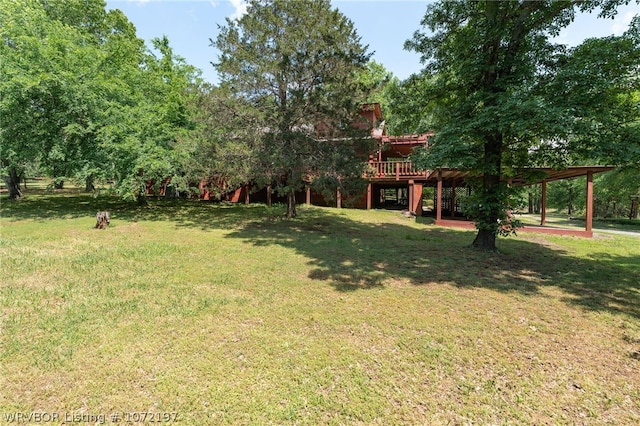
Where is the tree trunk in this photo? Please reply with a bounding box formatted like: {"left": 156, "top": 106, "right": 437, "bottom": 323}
{"left": 471, "top": 135, "right": 501, "bottom": 251}
{"left": 286, "top": 191, "right": 297, "bottom": 218}
{"left": 3, "top": 168, "right": 23, "bottom": 200}
{"left": 85, "top": 175, "right": 95, "bottom": 192}
{"left": 472, "top": 229, "right": 497, "bottom": 251}
{"left": 137, "top": 193, "right": 148, "bottom": 206}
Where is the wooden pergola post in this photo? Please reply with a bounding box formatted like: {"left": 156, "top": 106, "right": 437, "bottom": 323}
{"left": 436, "top": 170, "right": 442, "bottom": 222}
{"left": 586, "top": 171, "right": 594, "bottom": 233}
{"left": 540, "top": 180, "right": 547, "bottom": 226}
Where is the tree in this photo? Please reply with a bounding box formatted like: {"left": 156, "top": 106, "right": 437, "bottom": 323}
{"left": 356, "top": 60, "right": 394, "bottom": 106}
{"left": 99, "top": 36, "right": 202, "bottom": 204}
{"left": 406, "top": 0, "right": 640, "bottom": 250}
{"left": 384, "top": 72, "right": 436, "bottom": 135}
{"left": 354, "top": 61, "right": 437, "bottom": 136}
{"left": 0, "top": 0, "right": 142, "bottom": 198}
{"left": 1, "top": 0, "right": 200, "bottom": 203}
{"left": 186, "top": 84, "right": 263, "bottom": 199}
{"left": 213, "top": 0, "right": 372, "bottom": 218}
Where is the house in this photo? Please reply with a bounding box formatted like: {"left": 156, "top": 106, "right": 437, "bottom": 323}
{"left": 204, "top": 103, "right": 614, "bottom": 237}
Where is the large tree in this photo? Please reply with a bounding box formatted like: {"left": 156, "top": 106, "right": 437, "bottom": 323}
{"left": 213, "top": 0, "right": 372, "bottom": 217}
{"left": 406, "top": 0, "right": 640, "bottom": 250}
{"left": 0, "top": 0, "right": 141, "bottom": 198}
{"left": 1, "top": 0, "right": 200, "bottom": 202}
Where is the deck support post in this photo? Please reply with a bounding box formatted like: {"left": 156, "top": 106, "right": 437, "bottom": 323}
{"left": 586, "top": 171, "right": 594, "bottom": 233}
{"left": 305, "top": 185, "right": 311, "bottom": 205}
{"left": 409, "top": 181, "right": 423, "bottom": 216}
{"left": 436, "top": 170, "right": 442, "bottom": 222}
{"left": 408, "top": 180, "right": 414, "bottom": 213}
{"left": 366, "top": 183, "right": 372, "bottom": 210}
{"left": 540, "top": 180, "right": 547, "bottom": 226}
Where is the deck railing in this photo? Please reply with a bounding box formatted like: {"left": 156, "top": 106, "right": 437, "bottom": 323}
{"left": 368, "top": 161, "right": 429, "bottom": 179}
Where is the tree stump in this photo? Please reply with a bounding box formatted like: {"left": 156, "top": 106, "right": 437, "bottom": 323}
{"left": 95, "top": 211, "right": 110, "bottom": 229}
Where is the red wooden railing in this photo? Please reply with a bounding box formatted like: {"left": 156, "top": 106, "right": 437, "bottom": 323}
{"left": 368, "top": 161, "right": 429, "bottom": 179}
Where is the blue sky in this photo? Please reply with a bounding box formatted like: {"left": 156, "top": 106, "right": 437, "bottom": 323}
{"left": 105, "top": 0, "right": 639, "bottom": 85}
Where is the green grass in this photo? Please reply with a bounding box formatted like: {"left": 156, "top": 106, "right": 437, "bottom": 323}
{"left": 1, "top": 190, "right": 639, "bottom": 424}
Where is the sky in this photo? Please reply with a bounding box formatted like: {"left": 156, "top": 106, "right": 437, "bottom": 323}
{"left": 105, "top": 0, "right": 640, "bottom": 85}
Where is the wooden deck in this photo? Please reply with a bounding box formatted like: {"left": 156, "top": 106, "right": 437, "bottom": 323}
{"left": 368, "top": 161, "right": 430, "bottom": 181}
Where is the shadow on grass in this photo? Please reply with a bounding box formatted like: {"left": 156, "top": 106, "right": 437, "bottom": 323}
{"left": 3, "top": 191, "right": 639, "bottom": 319}
{"left": 0, "top": 189, "right": 268, "bottom": 230}
{"left": 224, "top": 208, "right": 640, "bottom": 320}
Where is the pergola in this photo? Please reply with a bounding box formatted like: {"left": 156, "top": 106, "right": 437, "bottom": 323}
{"left": 431, "top": 166, "right": 615, "bottom": 237}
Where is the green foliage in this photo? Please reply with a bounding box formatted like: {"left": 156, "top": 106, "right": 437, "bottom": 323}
{"left": 543, "top": 25, "right": 640, "bottom": 167}
{"left": 406, "top": 0, "right": 639, "bottom": 249}
{"left": 356, "top": 60, "right": 394, "bottom": 106}
{"left": 99, "top": 35, "right": 202, "bottom": 201}
{"left": 187, "top": 85, "right": 264, "bottom": 197}
{"left": 0, "top": 0, "right": 201, "bottom": 201}
{"left": 214, "top": 0, "right": 373, "bottom": 217}
{"left": 461, "top": 179, "right": 523, "bottom": 237}
{"left": 1, "top": 0, "right": 105, "bottom": 194}
{"left": 384, "top": 73, "right": 436, "bottom": 135}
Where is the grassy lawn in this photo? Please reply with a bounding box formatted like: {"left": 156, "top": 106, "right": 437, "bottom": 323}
{"left": 1, "top": 190, "right": 639, "bottom": 424}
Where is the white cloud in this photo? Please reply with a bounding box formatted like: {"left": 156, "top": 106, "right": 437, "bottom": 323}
{"left": 229, "top": 0, "right": 247, "bottom": 20}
